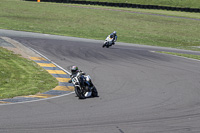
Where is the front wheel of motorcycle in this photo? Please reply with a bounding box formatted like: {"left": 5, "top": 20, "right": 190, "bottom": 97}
{"left": 92, "top": 86, "right": 98, "bottom": 97}
{"left": 75, "top": 86, "right": 85, "bottom": 99}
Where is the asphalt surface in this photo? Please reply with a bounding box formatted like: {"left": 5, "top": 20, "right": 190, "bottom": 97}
{"left": 1, "top": 29, "right": 200, "bottom": 133}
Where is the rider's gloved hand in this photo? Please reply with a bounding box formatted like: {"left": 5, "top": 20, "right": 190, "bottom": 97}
{"left": 68, "top": 79, "right": 72, "bottom": 83}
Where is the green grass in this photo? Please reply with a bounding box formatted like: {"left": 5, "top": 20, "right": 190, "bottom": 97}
{"left": 157, "top": 51, "right": 200, "bottom": 60}
{"left": 0, "top": 47, "right": 58, "bottom": 99}
{"left": 77, "top": 0, "right": 200, "bottom": 8}
{"left": 0, "top": 0, "right": 200, "bottom": 50}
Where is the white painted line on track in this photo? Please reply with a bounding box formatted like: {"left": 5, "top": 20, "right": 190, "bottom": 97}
{"left": 29, "top": 47, "right": 71, "bottom": 75}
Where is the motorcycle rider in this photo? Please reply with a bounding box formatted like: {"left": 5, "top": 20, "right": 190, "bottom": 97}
{"left": 68, "top": 66, "right": 93, "bottom": 91}
{"left": 109, "top": 31, "right": 117, "bottom": 45}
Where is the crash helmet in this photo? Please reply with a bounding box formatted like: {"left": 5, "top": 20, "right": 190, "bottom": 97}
{"left": 71, "top": 65, "right": 78, "bottom": 74}
{"left": 113, "top": 31, "right": 117, "bottom": 35}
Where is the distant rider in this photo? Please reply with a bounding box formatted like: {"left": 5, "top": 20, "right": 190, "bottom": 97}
{"left": 109, "top": 31, "right": 117, "bottom": 45}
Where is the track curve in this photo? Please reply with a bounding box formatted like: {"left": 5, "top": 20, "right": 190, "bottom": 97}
{"left": 1, "top": 30, "right": 200, "bottom": 133}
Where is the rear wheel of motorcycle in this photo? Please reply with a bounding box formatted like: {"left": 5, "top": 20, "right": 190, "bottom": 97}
{"left": 92, "top": 86, "right": 98, "bottom": 97}
{"left": 75, "top": 86, "right": 85, "bottom": 99}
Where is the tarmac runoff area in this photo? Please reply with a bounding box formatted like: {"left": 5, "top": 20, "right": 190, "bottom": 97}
{"left": 0, "top": 37, "right": 74, "bottom": 104}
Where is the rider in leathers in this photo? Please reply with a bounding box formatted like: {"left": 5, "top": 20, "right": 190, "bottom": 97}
{"left": 109, "top": 31, "right": 117, "bottom": 45}
{"left": 68, "top": 66, "right": 93, "bottom": 91}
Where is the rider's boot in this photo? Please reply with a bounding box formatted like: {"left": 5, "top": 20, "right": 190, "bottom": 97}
{"left": 85, "top": 91, "right": 92, "bottom": 97}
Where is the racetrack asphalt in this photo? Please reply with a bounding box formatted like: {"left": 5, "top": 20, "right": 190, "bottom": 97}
{"left": 0, "top": 29, "right": 200, "bottom": 133}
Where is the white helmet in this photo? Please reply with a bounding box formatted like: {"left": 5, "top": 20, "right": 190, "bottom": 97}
{"left": 113, "top": 31, "right": 117, "bottom": 35}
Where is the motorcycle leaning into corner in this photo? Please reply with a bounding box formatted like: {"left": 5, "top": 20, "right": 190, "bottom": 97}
{"left": 69, "top": 72, "right": 98, "bottom": 99}
{"left": 102, "top": 35, "right": 115, "bottom": 48}
{"left": 102, "top": 31, "right": 117, "bottom": 48}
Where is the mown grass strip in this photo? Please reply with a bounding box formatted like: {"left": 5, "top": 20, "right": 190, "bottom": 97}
{"left": 0, "top": 0, "right": 200, "bottom": 50}
{"left": 0, "top": 47, "right": 58, "bottom": 99}
{"left": 157, "top": 51, "right": 200, "bottom": 60}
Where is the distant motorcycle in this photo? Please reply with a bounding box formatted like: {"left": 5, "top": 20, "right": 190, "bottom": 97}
{"left": 102, "top": 35, "right": 114, "bottom": 48}
{"left": 71, "top": 72, "right": 98, "bottom": 99}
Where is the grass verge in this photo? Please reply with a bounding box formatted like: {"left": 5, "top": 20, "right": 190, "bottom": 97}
{"left": 0, "top": 47, "right": 58, "bottom": 99}
{"left": 157, "top": 51, "right": 200, "bottom": 60}
{"left": 0, "top": 0, "right": 200, "bottom": 50}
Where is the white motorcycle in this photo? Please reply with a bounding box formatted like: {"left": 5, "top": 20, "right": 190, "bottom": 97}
{"left": 102, "top": 35, "right": 114, "bottom": 48}
{"left": 71, "top": 73, "right": 98, "bottom": 99}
